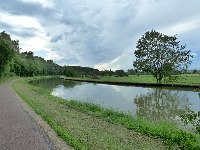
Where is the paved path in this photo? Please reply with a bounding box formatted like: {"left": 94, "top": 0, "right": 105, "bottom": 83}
{"left": 0, "top": 83, "right": 55, "bottom": 150}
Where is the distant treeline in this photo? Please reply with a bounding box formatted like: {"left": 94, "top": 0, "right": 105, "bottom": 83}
{"left": 63, "top": 66, "right": 136, "bottom": 78}
{"left": 0, "top": 31, "right": 63, "bottom": 77}
{"left": 0, "top": 31, "right": 129, "bottom": 78}
{"left": 0, "top": 31, "right": 199, "bottom": 79}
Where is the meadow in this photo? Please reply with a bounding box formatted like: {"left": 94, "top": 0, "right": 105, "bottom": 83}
{"left": 65, "top": 74, "right": 200, "bottom": 89}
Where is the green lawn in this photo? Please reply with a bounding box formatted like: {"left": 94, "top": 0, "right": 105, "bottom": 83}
{"left": 100, "top": 75, "right": 156, "bottom": 83}
{"left": 66, "top": 74, "right": 200, "bottom": 86}
{"left": 177, "top": 74, "right": 200, "bottom": 85}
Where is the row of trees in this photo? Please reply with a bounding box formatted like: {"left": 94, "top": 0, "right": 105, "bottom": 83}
{"left": 0, "top": 31, "right": 63, "bottom": 78}
{"left": 13, "top": 51, "right": 62, "bottom": 76}
{"left": 63, "top": 66, "right": 128, "bottom": 78}
{"left": 0, "top": 31, "right": 130, "bottom": 78}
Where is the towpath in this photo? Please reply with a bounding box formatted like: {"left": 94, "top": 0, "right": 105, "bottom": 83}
{"left": 0, "top": 82, "right": 55, "bottom": 150}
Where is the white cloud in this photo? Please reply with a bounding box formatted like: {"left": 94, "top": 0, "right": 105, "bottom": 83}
{"left": 95, "top": 50, "right": 134, "bottom": 71}
{"left": 160, "top": 18, "right": 200, "bottom": 35}
{"left": 21, "top": 0, "right": 54, "bottom": 8}
{"left": 0, "top": 12, "right": 42, "bottom": 29}
{"left": 19, "top": 35, "right": 50, "bottom": 52}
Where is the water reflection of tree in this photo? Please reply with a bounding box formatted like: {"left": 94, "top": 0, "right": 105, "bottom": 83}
{"left": 134, "top": 88, "right": 190, "bottom": 121}
{"left": 180, "top": 93, "right": 200, "bottom": 133}
{"left": 62, "top": 80, "right": 81, "bottom": 89}
{"left": 31, "top": 78, "right": 81, "bottom": 90}
{"left": 31, "top": 78, "right": 63, "bottom": 90}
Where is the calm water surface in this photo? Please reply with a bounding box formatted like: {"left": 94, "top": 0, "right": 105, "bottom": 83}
{"left": 31, "top": 78, "right": 200, "bottom": 122}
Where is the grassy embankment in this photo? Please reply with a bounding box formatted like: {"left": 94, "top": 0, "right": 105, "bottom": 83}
{"left": 65, "top": 74, "right": 200, "bottom": 88}
{"left": 12, "top": 76, "right": 200, "bottom": 150}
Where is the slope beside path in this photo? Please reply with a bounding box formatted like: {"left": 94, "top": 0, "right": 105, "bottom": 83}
{"left": 0, "top": 82, "right": 55, "bottom": 150}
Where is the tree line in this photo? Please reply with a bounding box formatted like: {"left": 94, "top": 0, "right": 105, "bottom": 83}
{"left": 0, "top": 31, "right": 131, "bottom": 78}
{"left": 0, "top": 31, "right": 63, "bottom": 78}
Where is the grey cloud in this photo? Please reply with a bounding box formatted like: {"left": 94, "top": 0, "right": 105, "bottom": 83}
{"left": 54, "top": 0, "right": 140, "bottom": 66}
{"left": 61, "top": 15, "right": 83, "bottom": 26}
{"left": 46, "top": 32, "right": 51, "bottom": 37}
{"left": 50, "top": 34, "right": 63, "bottom": 43}
{"left": 57, "top": 57, "right": 79, "bottom": 65}
{"left": 0, "top": 0, "right": 59, "bottom": 26}
{"left": 0, "top": 21, "right": 38, "bottom": 38}
{"left": 0, "top": 21, "right": 13, "bottom": 30}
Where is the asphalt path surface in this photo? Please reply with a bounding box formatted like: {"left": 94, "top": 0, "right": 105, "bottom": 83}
{"left": 0, "top": 83, "right": 55, "bottom": 150}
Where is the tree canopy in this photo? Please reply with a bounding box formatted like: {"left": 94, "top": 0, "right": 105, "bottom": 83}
{"left": 0, "top": 31, "right": 19, "bottom": 77}
{"left": 133, "top": 30, "right": 192, "bottom": 83}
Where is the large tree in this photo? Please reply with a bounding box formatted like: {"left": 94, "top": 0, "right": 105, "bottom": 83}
{"left": 133, "top": 30, "right": 192, "bottom": 83}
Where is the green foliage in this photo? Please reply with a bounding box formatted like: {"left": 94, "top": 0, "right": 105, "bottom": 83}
{"left": 133, "top": 30, "right": 192, "bottom": 83}
{"left": 63, "top": 66, "right": 77, "bottom": 77}
{"left": 0, "top": 31, "right": 63, "bottom": 78}
{"left": 63, "top": 101, "right": 200, "bottom": 149}
{"left": 0, "top": 31, "right": 18, "bottom": 77}
{"left": 11, "top": 51, "right": 63, "bottom": 77}
{"left": 115, "top": 70, "right": 127, "bottom": 77}
{"left": 180, "top": 110, "right": 200, "bottom": 133}
{"left": 180, "top": 93, "right": 200, "bottom": 134}
{"left": 63, "top": 66, "right": 100, "bottom": 78}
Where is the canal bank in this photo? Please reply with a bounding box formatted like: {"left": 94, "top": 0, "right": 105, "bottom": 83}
{"left": 32, "top": 77, "right": 200, "bottom": 122}
{"left": 13, "top": 77, "right": 200, "bottom": 149}
{"left": 62, "top": 76, "right": 200, "bottom": 89}
{"left": 13, "top": 78, "right": 171, "bottom": 150}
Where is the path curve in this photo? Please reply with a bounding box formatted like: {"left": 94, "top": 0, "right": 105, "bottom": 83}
{"left": 0, "top": 82, "right": 55, "bottom": 150}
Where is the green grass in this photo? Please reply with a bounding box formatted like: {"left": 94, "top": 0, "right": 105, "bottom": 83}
{"left": 100, "top": 75, "right": 156, "bottom": 83}
{"left": 0, "top": 76, "right": 18, "bottom": 85}
{"left": 177, "top": 74, "right": 200, "bottom": 85}
{"left": 66, "top": 101, "right": 200, "bottom": 149}
{"left": 12, "top": 77, "right": 200, "bottom": 150}
{"left": 65, "top": 75, "right": 156, "bottom": 83}
{"left": 66, "top": 74, "right": 200, "bottom": 87}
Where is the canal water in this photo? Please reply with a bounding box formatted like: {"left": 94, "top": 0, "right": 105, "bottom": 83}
{"left": 31, "top": 78, "right": 200, "bottom": 122}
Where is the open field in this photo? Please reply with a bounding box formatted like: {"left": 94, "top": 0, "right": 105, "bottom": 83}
{"left": 12, "top": 77, "right": 200, "bottom": 149}
{"left": 65, "top": 74, "right": 200, "bottom": 88}
{"left": 103, "top": 74, "right": 200, "bottom": 85}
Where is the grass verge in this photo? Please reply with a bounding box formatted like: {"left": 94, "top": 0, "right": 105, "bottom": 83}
{"left": 13, "top": 77, "right": 200, "bottom": 150}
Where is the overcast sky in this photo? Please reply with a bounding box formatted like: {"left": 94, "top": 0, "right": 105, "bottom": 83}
{"left": 0, "top": 0, "right": 199, "bottom": 70}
